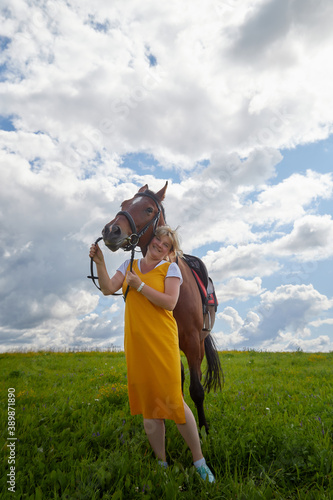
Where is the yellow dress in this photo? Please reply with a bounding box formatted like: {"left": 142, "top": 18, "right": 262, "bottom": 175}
{"left": 122, "top": 259, "right": 185, "bottom": 424}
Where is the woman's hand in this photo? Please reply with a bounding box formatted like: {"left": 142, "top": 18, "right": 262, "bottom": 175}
{"left": 89, "top": 242, "right": 124, "bottom": 296}
{"left": 126, "top": 270, "right": 142, "bottom": 290}
{"left": 126, "top": 271, "right": 180, "bottom": 310}
{"left": 89, "top": 243, "right": 105, "bottom": 266}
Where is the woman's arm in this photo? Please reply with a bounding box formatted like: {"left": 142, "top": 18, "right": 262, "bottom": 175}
{"left": 126, "top": 271, "right": 180, "bottom": 310}
{"left": 89, "top": 243, "right": 125, "bottom": 295}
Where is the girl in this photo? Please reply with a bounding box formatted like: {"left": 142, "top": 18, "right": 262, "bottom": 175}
{"left": 89, "top": 225, "right": 215, "bottom": 482}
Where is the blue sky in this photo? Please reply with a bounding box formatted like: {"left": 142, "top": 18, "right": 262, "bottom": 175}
{"left": 0, "top": 0, "right": 333, "bottom": 352}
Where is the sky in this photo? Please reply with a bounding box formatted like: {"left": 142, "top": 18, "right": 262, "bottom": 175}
{"left": 0, "top": 0, "right": 333, "bottom": 353}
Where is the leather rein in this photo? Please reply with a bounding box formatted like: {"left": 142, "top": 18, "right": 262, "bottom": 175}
{"left": 87, "top": 192, "right": 164, "bottom": 301}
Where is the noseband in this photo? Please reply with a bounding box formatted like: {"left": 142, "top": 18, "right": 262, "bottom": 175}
{"left": 87, "top": 191, "right": 165, "bottom": 299}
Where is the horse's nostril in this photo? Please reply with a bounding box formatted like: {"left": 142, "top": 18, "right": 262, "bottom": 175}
{"left": 111, "top": 225, "right": 121, "bottom": 236}
{"left": 102, "top": 225, "right": 121, "bottom": 238}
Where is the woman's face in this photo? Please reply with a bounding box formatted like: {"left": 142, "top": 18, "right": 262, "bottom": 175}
{"left": 149, "top": 234, "right": 172, "bottom": 260}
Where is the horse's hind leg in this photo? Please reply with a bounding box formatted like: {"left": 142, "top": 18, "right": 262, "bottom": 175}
{"left": 181, "top": 337, "right": 209, "bottom": 433}
{"left": 181, "top": 358, "right": 208, "bottom": 432}
{"left": 189, "top": 366, "right": 208, "bottom": 433}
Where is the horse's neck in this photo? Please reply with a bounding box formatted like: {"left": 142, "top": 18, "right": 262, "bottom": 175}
{"left": 140, "top": 244, "right": 148, "bottom": 257}
{"left": 139, "top": 219, "right": 166, "bottom": 257}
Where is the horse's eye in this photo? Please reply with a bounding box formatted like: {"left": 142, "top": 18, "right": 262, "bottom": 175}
{"left": 146, "top": 207, "right": 153, "bottom": 215}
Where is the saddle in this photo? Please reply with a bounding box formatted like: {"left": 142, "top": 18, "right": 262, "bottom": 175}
{"left": 182, "top": 254, "right": 218, "bottom": 316}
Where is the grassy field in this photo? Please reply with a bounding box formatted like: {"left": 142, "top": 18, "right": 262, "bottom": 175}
{"left": 1, "top": 350, "right": 333, "bottom": 499}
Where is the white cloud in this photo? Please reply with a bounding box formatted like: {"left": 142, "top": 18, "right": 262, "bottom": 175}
{"left": 215, "top": 307, "right": 260, "bottom": 349}
{"left": 229, "top": 0, "right": 333, "bottom": 64}
{"left": 258, "top": 284, "right": 332, "bottom": 318}
{"left": 203, "top": 244, "right": 281, "bottom": 281}
{"left": 215, "top": 284, "right": 333, "bottom": 352}
{"left": 200, "top": 173, "right": 333, "bottom": 286}
{"left": 0, "top": 0, "right": 333, "bottom": 351}
{"left": 218, "top": 306, "right": 244, "bottom": 331}
{"left": 216, "top": 277, "right": 263, "bottom": 302}
{"left": 1, "top": 0, "right": 333, "bottom": 165}
{"left": 262, "top": 333, "right": 332, "bottom": 353}
{"left": 270, "top": 214, "right": 333, "bottom": 260}
{"left": 245, "top": 170, "right": 333, "bottom": 226}
{"left": 251, "top": 284, "right": 333, "bottom": 346}
{"left": 309, "top": 318, "right": 333, "bottom": 328}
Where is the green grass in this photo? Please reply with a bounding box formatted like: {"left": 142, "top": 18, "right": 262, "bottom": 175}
{"left": 1, "top": 350, "right": 333, "bottom": 499}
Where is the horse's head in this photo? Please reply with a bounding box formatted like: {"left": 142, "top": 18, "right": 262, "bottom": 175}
{"left": 102, "top": 182, "right": 168, "bottom": 253}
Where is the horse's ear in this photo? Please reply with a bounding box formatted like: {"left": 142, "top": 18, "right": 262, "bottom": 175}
{"left": 155, "top": 181, "right": 168, "bottom": 201}
{"left": 138, "top": 184, "right": 148, "bottom": 193}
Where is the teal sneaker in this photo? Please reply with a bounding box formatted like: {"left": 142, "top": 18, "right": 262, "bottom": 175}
{"left": 196, "top": 464, "right": 215, "bottom": 483}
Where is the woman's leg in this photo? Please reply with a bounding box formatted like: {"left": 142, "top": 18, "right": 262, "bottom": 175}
{"left": 176, "top": 401, "right": 203, "bottom": 462}
{"left": 176, "top": 401, "right": 216, "bottom": 482}
{"left": 143, "top": 418, "right": 166, "bottom": 462}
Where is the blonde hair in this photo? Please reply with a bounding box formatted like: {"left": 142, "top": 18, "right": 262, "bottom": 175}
{"left": 154, "top": 225, "right": 183, "bottom": 259}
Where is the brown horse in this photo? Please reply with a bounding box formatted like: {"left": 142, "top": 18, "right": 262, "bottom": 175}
{"left": 100, "top": 182, "right": 223, "bottom": 432}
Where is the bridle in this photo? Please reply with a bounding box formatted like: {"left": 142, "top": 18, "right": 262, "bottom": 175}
{"left": 87, "top": 191, "right": 165, "bottom": 300}
{"left": 117, "top": 191, "right": 164, "bottom": 251}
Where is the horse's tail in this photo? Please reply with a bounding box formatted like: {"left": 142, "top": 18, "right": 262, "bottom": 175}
{"left": 203, "top": 334, "right": 224, "bottom": 393}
